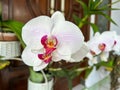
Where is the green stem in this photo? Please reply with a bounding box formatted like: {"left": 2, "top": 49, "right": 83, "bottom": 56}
{"left": 49, "top": 66, "right": 91, "bottom": 72}
{"left": 67, "top": 78, "right": 73, "bottom": 90}
{"left": 41, "top": 70, "right": 48, "bottom": 83}
{"left": 78, "top": 15, "right": 90, "bottom": 28}
{"left": 48, "top": 68, "right": 62, "bottom": 71}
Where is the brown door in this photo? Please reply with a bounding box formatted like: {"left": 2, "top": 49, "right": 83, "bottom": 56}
{"left": 1, "top": 0, "right": 89, "bottom": 90}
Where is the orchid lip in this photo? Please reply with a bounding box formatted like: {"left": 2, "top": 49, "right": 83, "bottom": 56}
{"left": 38, "top": 53, "right": 52, "bottom": 63}
{"left": 38, "top": 35, "right": 58, "bottom": 63}
{"left": 41, "top": 35, "right": 58, "bottom": 49}
{"left": 98, "top": 43, "right": 106, "bottom": 51}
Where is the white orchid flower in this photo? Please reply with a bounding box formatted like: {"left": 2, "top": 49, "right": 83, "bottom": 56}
{"left": 87, "top": 31, "right": 115, "bottom": 63}
{"left": 21, "top": 11, "right": 88, "bottom": 71}
{"left": 112, "top": 33, "right": 120, "bottom": 55}
{"left": 85, "top": 66, "right": 110, "bottom": 88}
{"left": 87, "top": 32, "right": 101, "bottom": 55}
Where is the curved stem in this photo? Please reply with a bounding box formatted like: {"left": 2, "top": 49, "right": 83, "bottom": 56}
{"left": 78, "top": 15, "right": 89, "bottom": 28}
{"left": 41, "top": 70, "right": 49, "bottom": 90}
{"left": 41, "top": 70, "right": 48, "bottom": 83}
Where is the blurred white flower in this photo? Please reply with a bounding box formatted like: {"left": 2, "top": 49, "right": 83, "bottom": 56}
{"left": 85, "top": 66, "right": 110, "bottom": 88}
{"left": 86, "top": 31, "right": 116, "bottom": 65}
{"left": 112, "top": 33, "right": 120, "bottom": 55}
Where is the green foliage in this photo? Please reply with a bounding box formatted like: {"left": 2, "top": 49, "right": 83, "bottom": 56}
{"left": 29, "top": 67, "right": 45, "bottom": 83}
{"left": 0, "top": 20, "right": 25, "bottom": 70}
{"left": 29, "top": 67, "right": 53, "bottom": 83}
{"left": 95, "top": 60, "right": 114, "bottom": 69}
{"left": 1, "top": 20, "right": 25, "bottom": 48}
{"left": 0, "top": 60, "right": 10, "bottom": 70}
{"left": 49, "top": 66, "right": 91, "bottom": 90}
{"left": 85, "top": 67, "right": 93, "bottom": 79}
{"left": 73, "top": 0, "right": 120, "bottom": 33}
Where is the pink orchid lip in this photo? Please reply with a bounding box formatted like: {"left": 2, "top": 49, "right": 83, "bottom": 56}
{"left": 41, "top": 35, "right": 48, "bottom": 48}
{"left": 41, "top": 35, "right": 58, "bottom": 49}
{"left": 98, "top": 43, "right": 106, "bottom": 51}
{"left": 38, "top": 35, "right": 58, "bottom": 63}
{"left": 45, "top": 47, "right": 56, "bottom": 54}
{"left": 38, "top": 53, "right": 52, "bottom": 63}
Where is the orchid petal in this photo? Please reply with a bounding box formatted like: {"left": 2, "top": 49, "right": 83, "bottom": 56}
{"left": 99, "top": 31, "right": 115, "bottom": 52}
{"left": 86, "top": 53, "right": 93, "bottom": 61}
{"left": 21, "top": 46, "right": 43, "bottom": 66}
{"left": 22, "top": 16, "right": 53, "bottom": 45}
{"left": 70, "top": 43, "right": 89, "bottom": 62}
{"left": 113, "top": 35, "right": 120, "bottom": 55}
{"left": 85, "top": 66, "right": 110, "bottom": 88}
{"left": 100, "top": 52, "right": 109, "bottom": 62}
{"left": 88, "top": 56, "right": 98, "bottom": 66}
{"left": 85, "top": 67, "right": 100, "bottom": 88}
{"left": 51, "top": 11, "right": 65, "bottom": 24}
{"left": 52, "top": 49, "right": 71, "bottom": 62}
{"left": 52, "top": 21, "right": 84, "bottom": 57}
{"left": 87, "top": 35, "right": 101, "bottom": 55}
{"left": 33, "top": 62, "right": 48, "bottom": 71}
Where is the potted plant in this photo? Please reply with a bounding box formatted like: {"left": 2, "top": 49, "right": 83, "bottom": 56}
{"left": 1, "top": 10, "right": 90, "bottom": 90}
{"left": 0, "top": 7, "right": 24, "bottom": 69}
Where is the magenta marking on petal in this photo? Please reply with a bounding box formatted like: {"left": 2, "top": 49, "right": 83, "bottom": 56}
{"left": 38, "top": 54, "right": 44, "bottom": 60}
{"left": 38, "top": 53, "right": 52, "bottom": 63}
{"left": 41, "top": 35, "right": 48, "bottom": 46}
{"left": 45, "top": 47, "right": 56, "bottom": 54}
{"left": 114, "top": 40, "right": 117, "bottom": 45}
{"left": 44, "top": 56, "right": 52, "bottom": 63}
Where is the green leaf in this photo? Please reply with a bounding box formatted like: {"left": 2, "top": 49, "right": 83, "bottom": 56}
{"left": 0, "top": 60, "right": 10, "bottom": 70}
{"left": 29, "top": 67, "right": 44, "bottom": 83}
{"left": 89, "top": 0, "right": 95, "bottom": 10}
{"left": 90, "top": 11, "right": 117, "bottom": 25}
{"left": 76, "top": 0, "right": 89, "bottom": 16}
{"left": 72, "top": 14, "right": 82, "bottom": 25}
{"left": 93, "top": 0, "right": 103, "bottom": 9}
{"left": 50, "top": 68, "right": 68, "bottom": 77}
{"left": 95, "top": 59, "right": 114, "bottom": 70}
{"left": 90, "top": 23, "right": 99, "bottom": 33}
{"left": 85, "top": 67, "right": 93, "bottom": 79}
{"left": 2, "top": 20, "right": 25, "bottom": 48}
{"left": 78, "top": 15, "right": 89, "bottom": 28}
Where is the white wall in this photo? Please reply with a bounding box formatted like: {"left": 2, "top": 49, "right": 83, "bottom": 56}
{"left": 110, "top": 0, "right": 120, "bottom": 35}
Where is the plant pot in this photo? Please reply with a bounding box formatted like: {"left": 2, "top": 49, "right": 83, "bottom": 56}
{"left": 28, "top": 78, "right": 54, "bottom": 90}
{"left": 0, "top": 32, "right": 21, "bottom": 59}
{"left": 0, "top": 32, "right": 18, "bottom": 41}
{"left": 0, "top": 41, "right": 21, "bottom": 59}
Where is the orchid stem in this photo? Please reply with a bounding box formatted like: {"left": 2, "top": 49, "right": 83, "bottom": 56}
{"left": 41, "top": 70, "right": 48, "bottom": 90}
